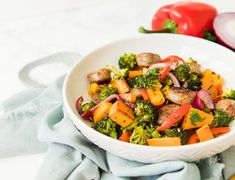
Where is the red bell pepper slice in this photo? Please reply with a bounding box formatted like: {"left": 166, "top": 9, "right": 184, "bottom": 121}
{"left": 160, "top": 55, "right": 185, "bottom": 64}
{"left": 140, "top": 88, "right": 150, "bottom": 101}
{"left": 159, "top": 63, "right": 171, "bottom": 81}
{"left": 157, "top": 104, "right": 192, "bottom": 131}
{"left": 210, "top": 127, "right": 230, "bottom": 136}
{"left": 187, "top": 133, "right": 199, "bottom": 144}
{"left": 119, "top": 130, "right": 131, "bottom": 142}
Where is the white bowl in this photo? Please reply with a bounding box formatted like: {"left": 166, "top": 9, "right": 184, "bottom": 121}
{"left": 63, "top": 34, "right": 235, "bottom": 163}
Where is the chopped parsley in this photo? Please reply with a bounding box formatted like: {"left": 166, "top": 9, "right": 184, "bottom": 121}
{"left": 190, "top": 110, "right": 203, "bottom": 125}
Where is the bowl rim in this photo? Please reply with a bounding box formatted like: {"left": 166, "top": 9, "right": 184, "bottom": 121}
{"left": 63, "top": 33, "right": 235, "bottom": 151}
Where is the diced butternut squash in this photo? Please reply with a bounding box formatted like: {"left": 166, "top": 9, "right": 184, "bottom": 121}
{"left": 109, "top": 100, "right": 134, "bottom": 127}
{"left": 93, "top": 102, "right": 112, "bottom": 123}
{"left": 88, "top": 83, "right": 100, "bottom": 96}
{"left": 111, "top": 79, "right": 130, "bottom": 94}
{"left": 128, "top": 70, "right": 143, "bottom": 78}
{"left": 182, "top": 108, "right": 214, "bottom": 130}
{"left": 120, "top": 93, "right": 137, "bottom": 103}
{"left": 201, "top": 69, "right": 224, "bottom": 97}
{"left": 146, "top": 88, "right": 165, "bottom": 106}
{"left": 147, "top": 137, "right": 181, "bottom": 146}
{"left": 196, "top": 125, "right": 214, "bottom": 142}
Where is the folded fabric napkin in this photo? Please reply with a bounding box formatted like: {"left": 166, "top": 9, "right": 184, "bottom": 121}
{"left": 0, "top": 75, "right": 234, "bottom": 180}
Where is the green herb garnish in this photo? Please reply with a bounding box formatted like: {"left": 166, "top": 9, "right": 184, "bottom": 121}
{"left": 190, "top": 110, "right": 203, "bottom": 125}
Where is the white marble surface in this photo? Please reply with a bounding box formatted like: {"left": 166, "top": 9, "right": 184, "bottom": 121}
{"left": 0, "top": 0, "right": 234, "bottom": 179}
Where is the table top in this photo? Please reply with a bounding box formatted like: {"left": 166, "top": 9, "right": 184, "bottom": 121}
{"left": 0, "top": 0, "right": 234, "bottom": 179}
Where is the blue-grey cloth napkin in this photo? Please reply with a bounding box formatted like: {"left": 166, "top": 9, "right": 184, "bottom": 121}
{"left": 0, "top": 76, "right": 233, "bottom": 180}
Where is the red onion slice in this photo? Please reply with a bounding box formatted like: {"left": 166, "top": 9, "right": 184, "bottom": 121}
{"left": 192, "top": 90, "right": 214, "bottom": 110}
{"left": 213, "top": 12, "right": 235, "bottom": 50}
{"left": 192, "top": 93, "right": 204, "bottom": 110}
{"left": 198, "top": 90, "right": 214, "bottom": 109}
{"left": 148, "top": 62, "right": 177, "bottom": 70}
{"left": 168, "top": 72, "right": 180, "bottom": 87}
{"left": 76, "top": 96, "right": 84, "bottom": 114}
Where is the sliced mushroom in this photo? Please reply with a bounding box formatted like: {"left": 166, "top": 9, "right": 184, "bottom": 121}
{"left": 136, "top": 52, "right": 161, "bottom": 67}
{"left": 166, "top": 87, "right": 196, "bottom": 105}
{"left": 216, "top": 99, "right": 235, "bottom": 118}
{"left": 158, "top": 104, "right": 180, "bottom": 124}
{"left": 187, "top": 60, "right": 201, "bottom": 74}
{"left": 87, "top": 68, "right": 111, "bottom": 84}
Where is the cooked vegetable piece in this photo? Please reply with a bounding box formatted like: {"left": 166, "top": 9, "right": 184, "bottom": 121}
{"left": 128, "top": 69, "right": 161, "bottom": 89}
{"left": 162, "top": 77, "right": 173, "bottom": 86}
{"left": 93, "top": 102, "right": 112, "bottom": 123}
{"left": 107, "top": 66, "right": 129, "bottom": 79}
{"left": 164, "top": 127, "right": 190, "bottom": 145}
{"left": 146, "top": 88, "right": 165, "bottom": 106}
{"left": 210, "top": 127, "right": 230, "bottom": 136}
{"left": 138, "top": 121, "right": 160, "bottom": 138}
{"left": 88, "top": 83, "right": 101, "bottom": 96}
{"left": 135, "top": 99, "right": 157, "bottom": 123}
{"left": 159, "top": 63, "right": 171, "bottom": 80}
{"left": 158, "top": 104, "right": 179, "bottom": 124}
{"left": 196, "top": 125, "right": 214, "bottom": 142}
{"left": 80, "top": 101, "right": 95, "bottom": 114}
{"left": 173, "top": 64, "right": 191, "bottom": 83}
{"left": 130, "top": 126, "right": 148, "bottom": 145}
{"left": 128, "top": 70, "right": 143, "bottom": 78}
{"left": 223, "top": 89, "right": 235, "bottom": 100}
{"left": 160, "top": 55, "right": 185, "bottom": 64}
{"left": 100, "top": 86, "right": 117, "bottom": 101}
{"left": 109, "top": 100, "right": 135, "bottom": 127}
{"left": 157, "top": 104, "right": 192, "bottom": 131}
{"left": 140, "top": 89, "right": 150, "bottom": 101}
{"left": 187, "top": 133, "right": 199, "bottom": 144}
{"left": 120, "top": 93, "right": 137, "bottom": 103}
{"left": 212, "top": 110, "right": 231, "bottom": 127}
{"left": 182, "top": 108, "right": 214, "bottom": 130}
{"left": 147, "top": 137, "right": 181, "bottom": 146}
{"left": 94, "top": 117, "right": 118, "bottom": 138}
{"left": 201, "top": 69, "right": 224, "bottom": 97}
{"left": 111, "top": 79, "right": 130, "bottom": 94}
{"left": 187, "top": 73, "right": 202, "bottom": 91}
{"left": 118, "top": 53, "right": 137, "bottom": 70}
{"left": 118, "top": 130, "right": 131, "bottom": 142}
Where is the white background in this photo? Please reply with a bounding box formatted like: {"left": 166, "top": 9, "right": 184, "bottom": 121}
{"left": 0, "top": 0, "right": 234, "bottom": 179}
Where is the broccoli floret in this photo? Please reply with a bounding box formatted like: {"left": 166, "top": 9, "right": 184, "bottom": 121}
{"left": 164, "top": 127, "right": 189, "bottom": 145}
{"left": 135, "top": 100, "right": 157, "bottom": 123}
{"left": 80, "top": 102, "right": 95, "bottom": 114}
{"left": 130, "top": 126, "right": 148, "bottom": 145}
{"left": 212, "top": 110, "right": 231, "bottom": 127}
{"left": 118, "top": 53, "right": 137, "bottom": 70}
{"left": 106, "top": 66, "right": 129, "bottom": 79}
{"left": 187, "top": 73, "right": 202, "bottom": 91}
{"left": 162, "top": 77, "right": 173, "bottom": 86}
{"left": 100, "top": 86, "right": 117, "bottom": 100}
{"left": 173, "top": 64, "right": 191, "bottom": 83}
{"left": 94, "top": 117, "right": 118, "bottom": 139}
{"left": 128, "top": 69, "right": 161, "bottom": 89}
{"left": 139, "top": 121, "right": 160, "bottom": 138}
{"left": 223, "top": 89, "right": 235, "bottom": 100}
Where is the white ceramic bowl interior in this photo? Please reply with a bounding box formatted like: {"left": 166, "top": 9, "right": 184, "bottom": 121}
{"left": 63, "top": 34, "right": 235, "bottom": 163}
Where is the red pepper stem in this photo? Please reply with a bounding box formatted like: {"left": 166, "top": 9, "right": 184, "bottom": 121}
{"left": 138, "top": 26, "right": 173, "bottom": 34}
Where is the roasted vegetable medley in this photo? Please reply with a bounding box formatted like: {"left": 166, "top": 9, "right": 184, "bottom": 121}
{"left": 76, "top": 52, "right": 234, "bottom": 146}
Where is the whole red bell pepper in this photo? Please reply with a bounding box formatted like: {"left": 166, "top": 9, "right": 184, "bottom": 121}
{"left": 139, "top": 2, "right": 217, "bottom": 41}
